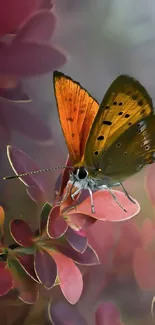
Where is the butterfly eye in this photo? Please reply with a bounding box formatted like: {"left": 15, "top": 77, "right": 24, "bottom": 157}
{"left": 116, "top": 143, "right": 121, "bottom": 148}
{"left": 119, "top": 102, "right": 123, "bottom": 106}
{"left": 113, "top": 101, "right": 117, "bottom": 105}
{"left": 94, "top": 151, "right": 99, "bottom": 155}
{"left": 109, "top": 158, "right": 112, "bottom": 162}
{"left": 124, "top": 152, "right": 127, "bottom": 155}
{"left": 125, "top": 114, "right": 130, "bottom": 118}
{"left": 128, "top": 122, "right": 132, "bottom": 126}
{"left": 118, "top": 112, "right": 123, "bottom": 116}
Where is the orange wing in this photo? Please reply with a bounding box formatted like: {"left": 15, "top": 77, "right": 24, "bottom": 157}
{"left": 53, "top": 71, "right": 99, "bottom": 166}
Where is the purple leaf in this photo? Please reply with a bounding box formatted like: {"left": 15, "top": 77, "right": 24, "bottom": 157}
{"left": 7, "top": 145, "right": 48, "bottom": 195}
{"left": 10, "top": 219, "right": 34, "bottom": 247}
{"left": 95, "top": 302, "right": 123, "bottom": 325}
{"left": 65, "top": 227, "right": 88, "bottom": 253}
{"left": 17, "top": 254, "right": 40, "bottom": 283}
{"left": 26, "top": 186, "right": 47, "bottom": 204}
{"left": 14, "top": 10, "right": 56, "bottom": 42}
{"left": 54, "top": 242, "right": 99, "bottom": 266}
{"left": 0, "top": 41, "right": 67, "bottom": 77}
{"left": 34, "top": 247, "right": 57, "bottom": 289}
{"left": 47, "top": 205, "right": 68, "bottom": 239}
{"left": 48, "top": 301, "right": 88, "bottom": 325}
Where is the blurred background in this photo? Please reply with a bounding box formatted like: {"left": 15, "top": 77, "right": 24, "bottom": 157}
{"left": 1, "top": 0, "right": 155, "bottom": 324}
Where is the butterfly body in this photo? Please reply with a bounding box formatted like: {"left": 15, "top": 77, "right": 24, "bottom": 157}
{"left": 53, "top": 71, "right": 155, "bottom": 212}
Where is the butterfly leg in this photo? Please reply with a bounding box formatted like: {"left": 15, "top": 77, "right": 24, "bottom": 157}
{"left": 120, "top": 182, "right": 136, "bottom": 204}
{"left": 71, "top": 187, "right": 82, "bottom": 199}
{"left": 87, "top": 188, "right": 95, "bottom": 213}
{"left": 98, "top": 185, "right": 127, "bottom": 212}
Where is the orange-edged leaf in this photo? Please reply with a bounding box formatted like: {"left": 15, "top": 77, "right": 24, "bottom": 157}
{"left": 0, "top": 206, "right": 5, "bottom": 227}
{"left": 53, "top": 71, "right": 99, "bottom": 166}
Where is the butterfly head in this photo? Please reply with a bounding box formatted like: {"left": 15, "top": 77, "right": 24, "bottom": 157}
{"left": 73, "top": 166, "right": 89, "bottom": 181}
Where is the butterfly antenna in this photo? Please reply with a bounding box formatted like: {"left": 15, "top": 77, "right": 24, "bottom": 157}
{"left": 3, "top": 166, "right": 73, "bottom": 180}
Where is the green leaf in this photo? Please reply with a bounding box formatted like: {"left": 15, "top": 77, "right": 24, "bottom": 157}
{"left": 14, "top": 246, "right": 35, "bottom": 255}
{"left": 40, "top": 202, "right": 52, "bottom": 234}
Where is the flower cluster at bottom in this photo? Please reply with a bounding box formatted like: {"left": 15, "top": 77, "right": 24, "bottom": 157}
{"left": 0, "top": 203, "right": 99, "bottom": 305}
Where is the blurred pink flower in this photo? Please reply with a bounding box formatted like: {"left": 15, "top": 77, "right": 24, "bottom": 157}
{"left": 0, "top": 9, "right": 66, "bottom": 144}
{"left": 48, "top": 300, "right": 125, "bottom": 325}
{"left": 0, "top": 1, "right": 46, "bottom": 36}
{"left": 1, "top": 12, "right": 66, "bottom": 76}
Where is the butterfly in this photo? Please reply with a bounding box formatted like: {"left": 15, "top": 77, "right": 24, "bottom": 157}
{"left": 53, "top": 71, "right": 155, "bottom": 213}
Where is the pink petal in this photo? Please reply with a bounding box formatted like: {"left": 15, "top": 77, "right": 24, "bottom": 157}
{"left": 145, "top": 163, "right": 155, "bottom": 206}
{"left": 96, "top": 302, "right": 123, "bottom": 325}
{"left": 68, "top": 190, "right": 140, "bottom": 221}
{"left": 0, "top": 41, "right": 67, "bottom": 77}
{"left": 0, "top": 1, "right": 43, "bottom": 36}
{"left": 133, "top": 247, "right": 155, "bottom": 290}
{"left": 10, "top": 219, "right": 33, "bottom": 247}
{"left": 0, "top": 264, "right": 13, "bottom": 296}
{"left": 47, "top": 205, "right": 68, "bottom": 239}
{"left": 48, "top": 301, "right": 88, "bottom": 325}
{"left": 50, "top": 250, "right": 83, "bottom": 304}
{"left": 14, "top": 10, "right": 56, "bottom": 42}
{"left": 86, "top": 220, "right": 119, "bottom": 265}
